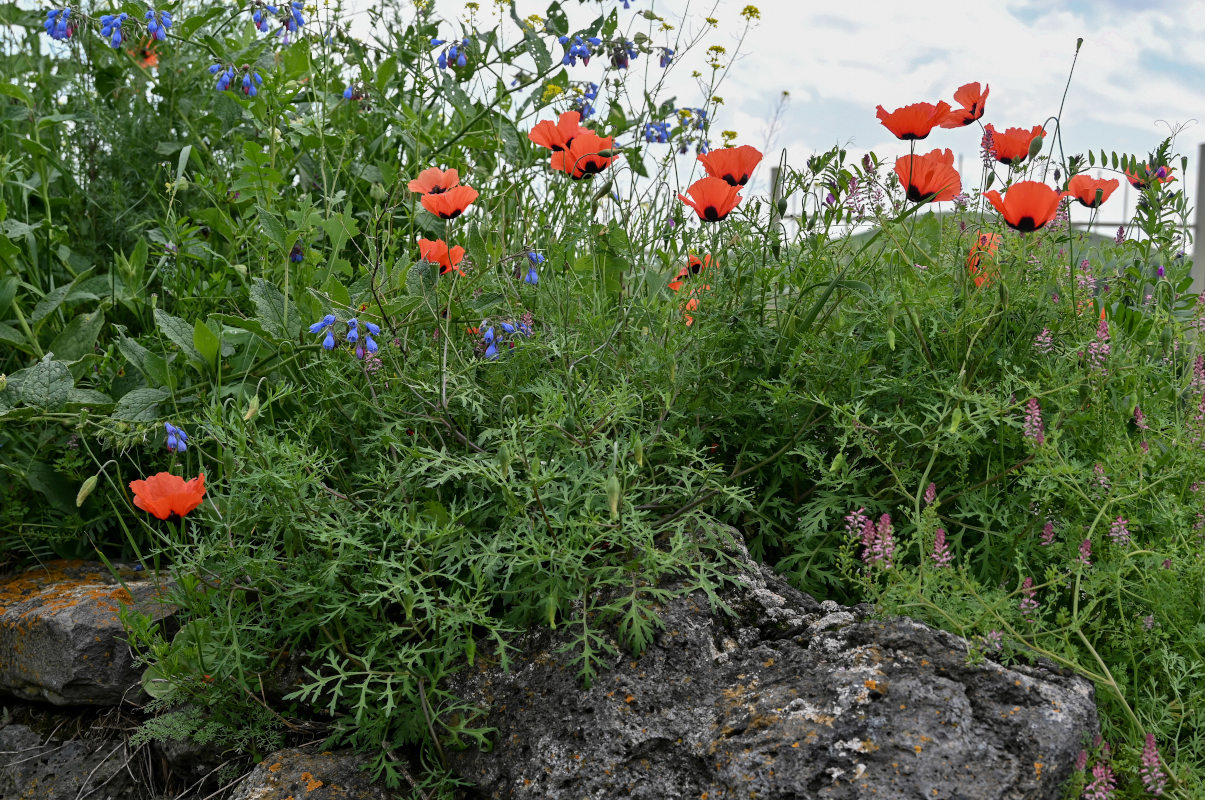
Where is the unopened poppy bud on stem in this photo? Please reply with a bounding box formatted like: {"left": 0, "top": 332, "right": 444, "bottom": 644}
{"left": 1027, "top": 135, "right": 1045, "bottom": 160}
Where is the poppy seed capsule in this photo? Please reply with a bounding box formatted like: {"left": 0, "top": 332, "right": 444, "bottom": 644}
{"left": 1027, "top": 135, "right": 1045, "bottom": 160}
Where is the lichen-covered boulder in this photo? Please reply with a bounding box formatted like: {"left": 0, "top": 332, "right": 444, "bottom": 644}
{"left": 229, "top": 748, "right": 392, "bottom": 800}
{"left": 446, "top": 565, "right": 1098, "bottom": 800}
{"left": 0, "top": 721, "right": 142, "bottom": 800}
{"left": 0, "top": 560, "right": 176, "bottom": 705}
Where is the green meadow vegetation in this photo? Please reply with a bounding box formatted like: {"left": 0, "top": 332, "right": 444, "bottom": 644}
{"left": 0, "top": 0, "right": 1201, "bottom": 796}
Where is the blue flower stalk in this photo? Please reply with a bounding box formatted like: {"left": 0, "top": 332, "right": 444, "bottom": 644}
{"left": 43, "top": 8, "right": 74, "bottom": 41}
{"left": 310, "top": 314, "right": 336, "bottom": 350}
{"left": 289, "top": 241, "right": 304, "bottom": 262}
{"left": 165, "top": 422, "right": 189, "bottom": 453}
{"left": 525, "top": 252, "right": 543, "bottom": 285}
{"left": 558, "top": 34, "right": 601, "bottom": 67}
{"left": 145, "top": 9, "right": 171, "bottom": 41}
{"left": 432, "top": 37, "right": 471, "bottom": 69}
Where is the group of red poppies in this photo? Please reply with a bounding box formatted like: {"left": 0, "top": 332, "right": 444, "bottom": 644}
{"left": 880, "top": 81, "right": 1174, "bottom": 232}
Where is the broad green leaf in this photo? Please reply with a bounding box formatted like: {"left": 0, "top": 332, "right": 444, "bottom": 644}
{"left": 16, "top": 357, "right": 73, "bottom": 409}
{"left": 49, "top": 309, "right": 104, "bottom": 362}
{"left": 250, "top": 278, "right": 301, "bottom": 340}
{"left": 155, "top": 308, "right": 203, "bottom": 365}
{"left": 113, "top": 387, "right": 171, "bottom": 421}
{"left": 193, "top": 318, "right": 221, "bottom": 366}
{"left": 256, "top": 205, "right": 288, "bottom": 248}
{"left": 406, "top": 260, "right": 437, "bottom": 297}
{"left": 0, "top": 275, "right": 15, "bottom": 316}
{"left": 117, "top": 336, "right": 172, "bottom": 386}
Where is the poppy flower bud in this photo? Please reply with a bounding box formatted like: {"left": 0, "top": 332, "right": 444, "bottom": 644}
{"left": 595, "top": 149, "right": 616, "bottom": 158}
{"left": 76, "top": 474, "right": 98, "bottom": 507}
{"left": 605, "top": 474, "right": 621, "bottom": 520}
{"left": 1027, "top": 135, "right": 1045, "bottom": 160}
{"left": 776, "top": 197, "right": 789, "bottom": 216}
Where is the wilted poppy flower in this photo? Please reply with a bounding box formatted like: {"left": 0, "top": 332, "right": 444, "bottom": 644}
{"left": 418, "top": 237, "right": 467, "bottom": 276}
{"left": 985, "top": 124, "right": 1045, "bottom": 166}
{"left": 550, "top": 132, "right": 617, "bottom": 178}
{"left": 678, "top": 177, "right": 742, "bottom": 222}
{"left": 669, "top": 253, "right": 712, "bottom": 292}
{"left": 875, "top": 101, "right": 952, "bottom": 140}
{"left": 894, "top": 149, "right": 961, "bottom": 203}
{"left": 966, "top": 231, "right": 1002, "bottom": 288}
{"left": 983, "top": 181, "right": 1068, "bottom": 232}
{"left": 528, "top": 110, "right": 592, "bottom": 152}
{"left": 940, "top": 82, "right": 988, "bottom": 128}
{"left": 420, "top": 185, "right": 478, "bottom": 218}
{"left": 129, "top": 472, "right": 206, "bottom": 520}
{"left": 408, "top": 167, "right": 460, "bottom": 195}
{"left": 1125, "top": 164, "right": 1176, "bottom": 189}
{"left": 697, "top": 145, "right": 763, "bottom": 187}
{"left": 1066, "top": 175, "right": 1119, "bottom": 208}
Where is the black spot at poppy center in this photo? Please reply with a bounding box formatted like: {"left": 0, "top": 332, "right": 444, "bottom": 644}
{"left": 428, "top": 186, "right": 447, "bottom": 194}
{"left": 1011, "top": 216, "right": 1038, "bottom": 233}
{"left": 905, "top": 184, "right": 931, "bottom": 203}
{"left": 703, "top": 207, "right": 721, "bottom": 221}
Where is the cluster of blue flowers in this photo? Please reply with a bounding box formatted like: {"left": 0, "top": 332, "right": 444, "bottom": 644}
{"left": 289, "top": 241, "right": 305, "bottom": 262}
{"left": 250, "top": 1, "right": 304, "bottom": 40}
{"left": 145, "top": 9, "right": 171, "bottom": 41}
{"left": 165, "top": 422, "right": 189, "bottom": 453}
{"left": 525, "top": 252, "right": 543, "bottom": 285}
{"left": 431, "top": 37, "right": 470, "bottom": 69}
{"left": 659, "top": 47, "right": 674, "bottom": 68}
{"left": 559, "top": 34, "right": 601, "bottom": 66}
{"left": 575, "top": 82, "right": 599, "bottom": 120}
{"left": 310, "top": 314, "right": 381, "bottom": 359}
{"left": 43, "top": 7, "right": 73, "bottom": 40}
{"left": 342, "top": 83, "right": 364, "bottom": 101}
{"left": 209, "top": 63, "right": 263, "bottom": 96}
{"left": 98, "top": 12, "right": 128, "bottom": 47}
{"left": 482, "top": 319, "right": 533, "bottom": 360}
{"left": 643, "top": 121, "right": 671, "bottom": 143}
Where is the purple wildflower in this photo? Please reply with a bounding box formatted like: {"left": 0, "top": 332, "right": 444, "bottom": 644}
{"left": 1108, "top": 517, "right": 1131, "bottom": 546}
{"left": 1023, "top": 398, "right": 1045, "bottom": 445}
{"left": 1040, "top": 521, "right": 1055, "bottom": 546}
{"left": 931, "top": 527, "right": 952, "bottom": 567}
{"left": 1019, "top": 576, "right": 1039, "bottom": 620}
{"left": 924, "top": 482, "right": 936, "bottom": 505}
{"left": 1140, "top": 734, "right": 1167, "bottom": 795}
{"left": 1082, "top": 761, "right": 1116, "bottom": 800}
{"left": 1077, "top": 538, "right": 1093, "bottom": 568}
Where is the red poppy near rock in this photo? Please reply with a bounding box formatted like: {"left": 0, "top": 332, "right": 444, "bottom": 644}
{"left": 669, "top": 253, "right": 712, "bottom": 292}
{"left": 528, "top": 110, "right": 592, "bottom": 152}
{"left": 129, "top": 472, "right": 206, "bottom": 520}
{"left": 697, "top": 145, "right": 762, "bottom": 187}
{"left": 983, "top": 181, "right": 1068, "bottom": 232}
{"left": 1125, "top": 164, "right": 1176, "bottom": 189}
{"left": 678, "top": 177, "right": 742, "bottom": 222}
{"left": 420, "top": 185, "right": 478, "bottom": 218}
{"left": 1066, "top": 175, "right": 1119, "bottom": 208}
{"left": 940, "top": 82, "right": 989, "bottom": 128}
{"left": 419, "top": 237, "right": 467, "bottom": 276}
{"left": 894, "top": 149, "right": 961, "bottom": 203}
{"left": 550, "top": 132, "right": 617, "bottom": 179}
{"left": 408, "top": 167, "right": 460, "bottom": 195}
{"left": 985, "top": 124, "right": 1045, "bottom": 166}
{"left": 875, "top": 101, "right": 952, "bottom": 140}
{"left": 966, "top": 231, "right": 1002, "bottom": 288}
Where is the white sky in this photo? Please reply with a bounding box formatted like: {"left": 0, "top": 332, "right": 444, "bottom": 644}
{"left": 376, "top": 0, "right": 1204, "bottom": 251}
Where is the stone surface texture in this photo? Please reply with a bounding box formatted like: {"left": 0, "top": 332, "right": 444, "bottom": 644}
{"left": 228, "top": 748, "right": 392, "bottom": 800}
{"left": 0, "top": 721, "right": 143, "bottom": 800}
{"left": 0, "top": 560, "right": 176, "bottom": 705}
{"left": 447, "top": 564, "right": 1098, "bottom": 800}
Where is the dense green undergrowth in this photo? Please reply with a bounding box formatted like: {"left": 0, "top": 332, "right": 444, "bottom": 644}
{"left": 1, "top": 0, "right": 1201, "bottom": 796}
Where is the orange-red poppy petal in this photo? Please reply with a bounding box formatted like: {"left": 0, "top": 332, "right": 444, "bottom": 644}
{"left": 697, "top": 145, "right": 763, "bottom": 187}
{"left": 418, "top": 238, "right": 467, "bottom": 275}
{"left": 130, "top": 472, "right": 206, "bottom": 520}
{"left": 549, "top": 133, "right": 617, "bottom": 179}
{"left": 407, "top": 167, "right": 460, "bottom": 195}
{"left": 678, "top": 177, "right": 742, "bottom": 222}
{"left": 983, "top": 181, "right": 1067, "bottom": 232}
{"left": 894, "top": 149, "right": 961, "bottom": 203}
{"left": 528, "top": 110, "right": 593, "bottom": 152}
{"left": 940, "top": 82, "right": 988, "bottom": 128}
{"left": 986, "top": 124, "right": 1045, "bottom": 166}
{"left": 875, "top": 101, "right": 952, "bottom": 140}
{"left": 1066, "top": 175, "right": 1119, "bottom": 208}
{"left": 420, "top": 185, "right": 478, "bottom": 218}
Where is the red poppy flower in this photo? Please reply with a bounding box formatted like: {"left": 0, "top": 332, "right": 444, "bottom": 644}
{"left": 129, "top": 472, "right": 206, "bottom": 520}
{"left": 550, "top": 133, "right": 617, "bottom": 178}
{"left": 875, "top": 101, "right": 952, "bottom": 140}
{"left": 1125, "top": 164, "right": 1176, "bottom": 189}
{"left": 697, "top": 145, "right": 763, "bottom": 187}
{"left": 966, "top": 231, "right": 1002, "bottom": 288}
{"left": 940, "top": 82, "right": 989, "bottom": 128}
{"left": 418, "top": 238, "right": 467, "bottom": 276}
{"left": 528, "top": 110, "right": 592, "bottom": 152}
{"left": 1066, "top": 175, "right": 1119, "bottom": 208}
{"left": 983, "top": 181, "right": 1068, "bottom": 232}
{"left": 408, "top": 167, "right": 460, "bottom": 195}
{"left": 985, "top": 124, "right": 1045, "bottom": 166}
{"left": 669, "top": 253, "right": 713, "bottom": 292}
{"left": 894, "top": 149, "right": 961, "bottom": 203}
{"left": 130, "top": 39, "right": 159, "bottom": 69}
{"left": 420, "top": 185, "right": 478, "bottom": 219}
{"left": 678, "top": 177, "right": 742, "bottom": 222}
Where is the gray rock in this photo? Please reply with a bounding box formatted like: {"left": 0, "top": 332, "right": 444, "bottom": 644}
{"left": 0, "top": 721, "right": 142, "bottom": 800}
{"left": 0, "top": 560, "right": 177, "bottom": 705}
{"left": 227, "top": 747, "right": 392, "bottom": 800}
{"left": 446, "top": 565, "right": 1097, "bottom": 799}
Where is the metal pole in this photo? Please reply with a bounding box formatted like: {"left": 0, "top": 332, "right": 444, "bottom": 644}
{"left": 1194, "top": 142, "right": 1205, "bottom": 293}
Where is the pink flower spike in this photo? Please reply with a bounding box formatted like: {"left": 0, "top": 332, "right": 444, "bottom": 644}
{"left": 1140, "top": 733, "right": 1167, "bottom": 796}
{"left": 931, "top": 527, "right": 952, "bottom": 567}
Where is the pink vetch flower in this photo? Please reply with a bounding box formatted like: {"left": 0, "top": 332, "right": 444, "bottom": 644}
{"left": 1018, "top": 576, "right": 1039, "bottom": 620}
{"left": 1134, "top": 405, "right": 1149, "bottom": 430}
{"left": 1086, "top": 315, "right": 1110, "bottom": 370}
{"left": 924, "top": 482, "right": 937, "bottom": 505}
{"left": 1077, "top": 538, "right": 1093, "bottom": 568}
{"left": 1093, "top": 463, "right": 1110, "bottom": 494}
{"left": 1140, "top": 733, "right": 1168, "bottom": 796}
{"left": 868, "top": 513, "right": 896, "bottom": 569}
{"left": 1034, "top": 328, "right": 1053, "bottom": 354}
{"left": 1023, "top": 397, "right": 1045, "bottom": 445}
{"left": 1108, "top": 517, "right": 1132, "bottom": 546}
{"left": 1040, "top": 521, "right": 1056, "bottom": 545}
{"left": 1082, "top": 761, "right": 1116, "bottom": 800}
{"left": 1114, "top": 225, "right": 1126, "bottom": 244}
{"left": 1142, "top": 615, "right": 1156, "bottom": 630}
{"left": 931, "top": 527, "right": 952, "bottom": 567}
{"left": 1075, "top": 750, "right": 1089, "bottom": 772}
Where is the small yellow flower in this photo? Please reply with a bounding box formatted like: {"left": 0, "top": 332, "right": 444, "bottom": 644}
{"left": 705, "top": 16, "right": 718, "bottom": 26}
{"left": 740, "top": 5, "right": 761, "bottom": 20}
{"left": 523, "top": 13, "right": 544, "bottom": 31}
{"left": 712, "top": 96, "right": 725, "bottom": 105}
{"left": 465, "top": 1, "right": 479, "bottom": 10}
{"left": 721, "top": 130, "right": 738, "bottom": 146}
{"left": 541, "top": 83, "right": 563, "bottom": 103}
